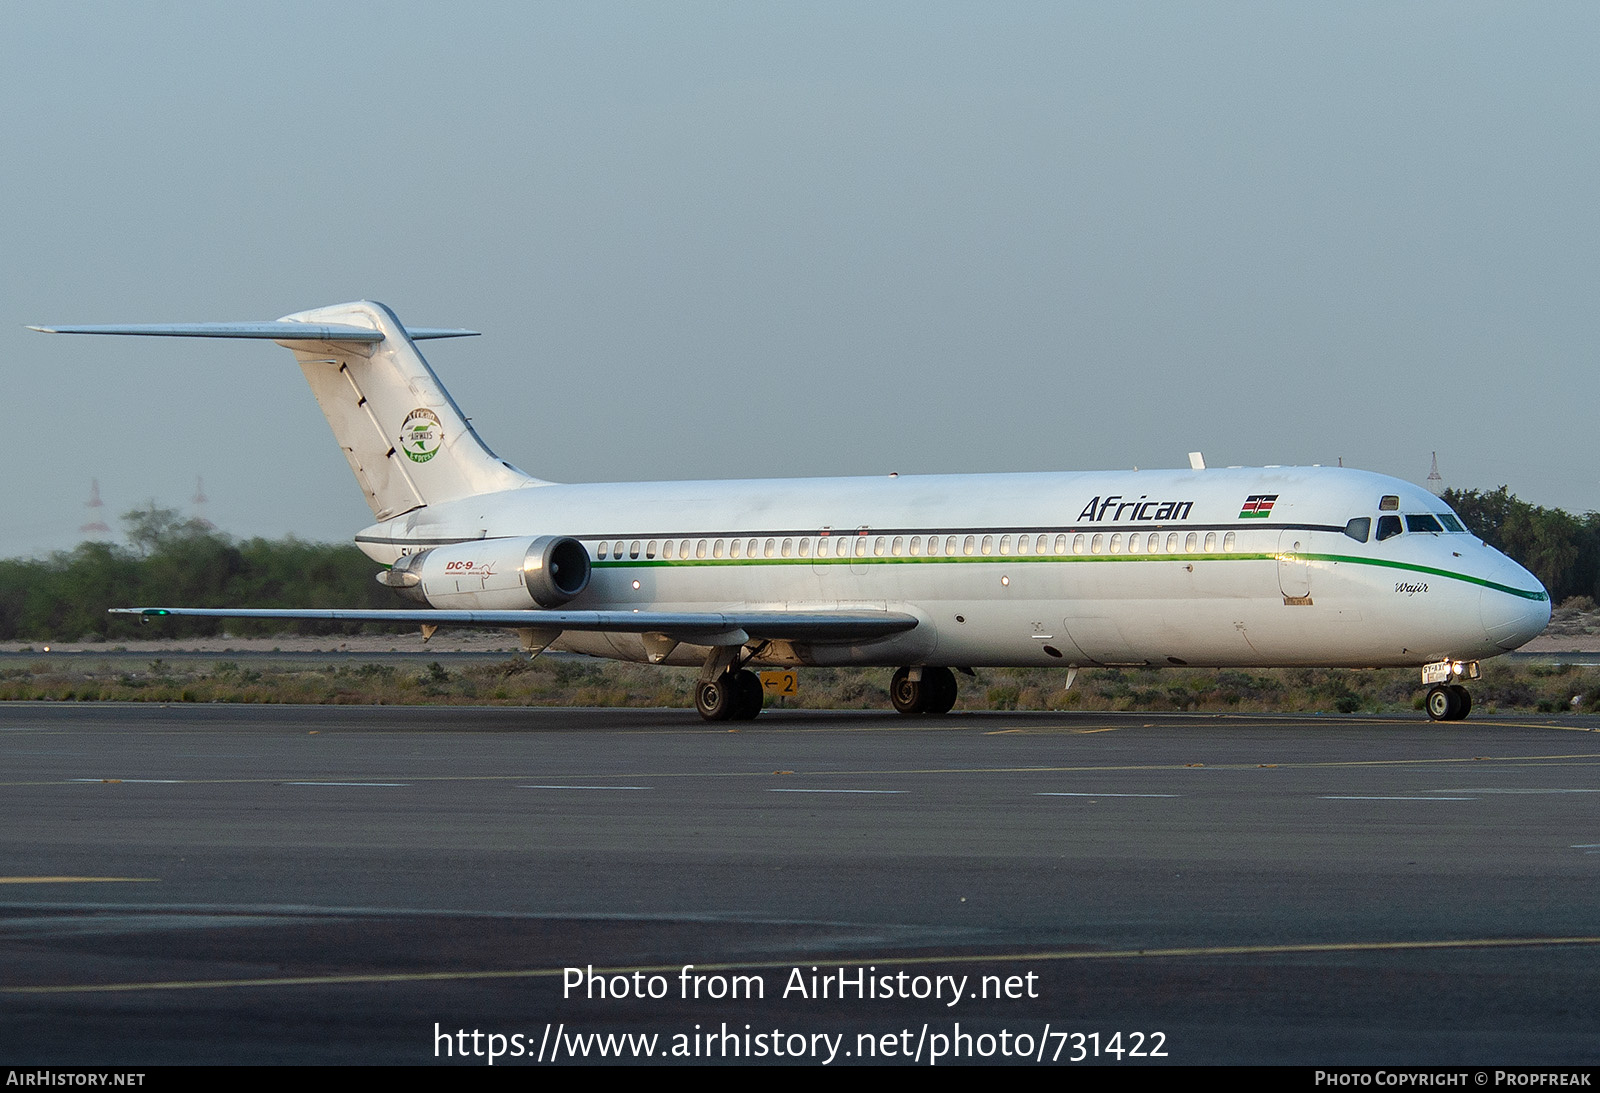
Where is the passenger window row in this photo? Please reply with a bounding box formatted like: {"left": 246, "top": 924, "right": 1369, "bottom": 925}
{"left": 591, "top": 530, "right": 1241, "bottom": 560}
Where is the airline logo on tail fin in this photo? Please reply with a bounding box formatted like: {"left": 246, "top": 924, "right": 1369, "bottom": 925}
{"left": 400, "top": 408, "right": 443, "bottom": 463}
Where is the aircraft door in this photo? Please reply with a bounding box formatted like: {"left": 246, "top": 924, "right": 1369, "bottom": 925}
{"left": 1277, "top": 531, "right": 1311, "bottom": 600}
{"left": 849, "top": 526, "right": 871, "bottom": 576}
{"left": 813, "top": 528, "right": 840, "bottom": 575}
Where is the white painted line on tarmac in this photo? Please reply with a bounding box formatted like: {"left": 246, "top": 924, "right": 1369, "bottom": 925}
{"left": 1432, "top": 788, "right": 1600, "bottom": 794}
{"left": 767, "top": 788, "right": 906, "bottom": 794}
{"left": 1037, "top": 792, "right": 1180, "bottom": 798}
{"left": 70, "top": 778, "right": 185, "bottom": 784}
{"left": 519, "top": 785, "right": 652, "bottom": 791}
{"left": 1321, "top": 795, "right": 1475, "bottom": 801}
{"left": 284, "top": 782, "right": 409, "bottom": 787}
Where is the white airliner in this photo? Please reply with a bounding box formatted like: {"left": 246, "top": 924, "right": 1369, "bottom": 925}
{"left": 33, "top": 300, "right": 1550, "bottom": 721}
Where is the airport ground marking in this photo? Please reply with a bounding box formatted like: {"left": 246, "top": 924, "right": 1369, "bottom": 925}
{"left": 282, "top": 781, "right": 410, "bottom": 787}
{"left": 767, "top": 788, "right": 906, "bottom": 794}
{"left": 0, "top": 877, "right": 156, "bottom": 885}
{"left": 9, "top": 751, "right": 1600, "bottom": 789}
{"left": 12, "top": 935, "right": 1600, "bottom": 996}
{"left": 1037, "top": 792, "right": 1180, "bottom": 798}
{"left": 1320, "top": 795, "right": 1476, "bottom": 801}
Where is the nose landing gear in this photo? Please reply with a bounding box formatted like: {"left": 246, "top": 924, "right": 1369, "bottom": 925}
{"left": 1421, "top": 660, "right": 1480, "bottom": 721}
{"left": 1424, "top": 684, "right": 1473, "bottom": 722}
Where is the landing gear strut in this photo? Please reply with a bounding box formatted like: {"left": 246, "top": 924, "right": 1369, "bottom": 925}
{"left": 695, "top": 669, "right": 764, "bottom": 722}
{"left": 890, "top": 666, "right": 959, "bottom": 715}
{"left": 1424, "top": 684, "right": 1473, "bottom": 722}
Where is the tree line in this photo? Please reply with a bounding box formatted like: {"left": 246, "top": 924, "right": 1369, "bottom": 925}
{"left": 0, "top": 492, "right": 1595, "bottom": 641}
{"left": 0, "top": 507, "right": 393, "bottom": 641}
{"left": 1442, "top": 487, "right": 1600, "bottom": 606}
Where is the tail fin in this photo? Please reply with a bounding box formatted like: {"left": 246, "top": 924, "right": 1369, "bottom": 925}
{"left": 32, "top": 300, "right": 539, "bottom": 519}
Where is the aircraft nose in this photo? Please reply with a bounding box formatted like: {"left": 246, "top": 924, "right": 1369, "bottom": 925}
{"left": 1479, "top": 564, "right": 1551, "bottom": 651}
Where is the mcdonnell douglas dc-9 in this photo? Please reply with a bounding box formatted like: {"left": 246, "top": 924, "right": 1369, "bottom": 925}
{"left": 33, "top": 301, "right": 1550, "bottom": 721}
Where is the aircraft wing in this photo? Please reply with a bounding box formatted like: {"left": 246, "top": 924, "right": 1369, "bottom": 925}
{"left": 28, "top": 322, "right": 478, "bottom": 341}
{"left": 108, "top": 607, "right": 918, "bottom": 646}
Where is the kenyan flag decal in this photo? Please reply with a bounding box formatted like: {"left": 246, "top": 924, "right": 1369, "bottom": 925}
{"left": 1239, "top": 494, "right": 1278, "bottom": 519}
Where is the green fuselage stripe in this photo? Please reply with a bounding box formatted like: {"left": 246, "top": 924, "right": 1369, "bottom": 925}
{"left": 592, "top": 551, "right": 1547, "bottom": 601}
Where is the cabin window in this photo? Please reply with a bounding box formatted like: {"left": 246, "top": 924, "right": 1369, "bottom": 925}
{"left": 998, "top": 535, "right": 1011, "bottom": 555}
{"left": 908, "top": 536, "right": 921, "bottom": 556}
{"left": 799, "top": 537, "right": 811, "bottom": 557}
{"left": 924, "top": 536, "right": 939, "bottom": 556}
{"left": 680, "top": 540, "right": 691, "bottom": 559}
{"left": 1091, "top": 533, "right": 1104, "bottom": 554}
{"left": 730, "top": 539, "right": 743, "bottom": 558}
{"left": 782, "top": 537, "right": 794, "bottom": 557}
{"left": 629, "top": 540, "right": 641, "bottom": 559}
{"left": 981, "top": 535, "right": 994, "bottom": 555}
{"left": 1405, "top": 514, "right": 1444, "bottom": 534}
{"left": 1204, "top": 532, "right": 1216, "bottom": 552}
{"left": 891, "top": 536, "right": 904, "bottom": 556}
{"left": 662, "top": 541, "right": 674, "bottom": 559}
{"left": 1072, "top": 534, "right": 1084, "bottom": 555}
{"left": 958, "top": 535, "right": 972, "bottom": 556}
{"left": 1184, "top": 532, "right": 1196, "bottom": 552}
{"left": 597, "top": 541, "right": 609, "bottom": 560}
{"left": 712, "top": 539, "right": 725, "bottom": 558}
{"left": 695, "top": 540, "right": 707, "bottom": 559}
{"left": 766, "top": 538, "right": 778, "bottom": 558}
{"left": 852, "top": 537, "right": 865, "bottom": 557}
{"left": 1343, "top": 517, "right": 1370, "bottom": 543}
{"left": 1168, "top": 533, "right": 1180, "bottom": 553}
{"left": 1223, "top": 531, "right": 1236, "bottom": 551}
{"left": 1014, "top": 534, "right": 1028, "bottom": 555}
{"left": 646, "top": 540, "right": 657, "bottom": 559}
{"left": 1109, "top": 533, "right": 1123, "bottom": 554}
{"left": 1376, "top": 515, "right": 1402, "bottom": 541}
{"left": 1127, "top": 534, "right": 1143, "bottom": 554}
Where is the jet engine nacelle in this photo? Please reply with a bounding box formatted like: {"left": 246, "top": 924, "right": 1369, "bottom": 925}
{"left": 380, "top": 535, "right": 591, "bottom": 610}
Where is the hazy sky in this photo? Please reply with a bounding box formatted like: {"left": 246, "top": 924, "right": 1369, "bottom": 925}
{"left": 5, "top": 2, "right": 1596, "bottom": 556}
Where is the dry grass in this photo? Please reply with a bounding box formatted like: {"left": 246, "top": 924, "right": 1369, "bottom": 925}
{"left": 1, "top": 655, "right": 1596, "bottom": 716}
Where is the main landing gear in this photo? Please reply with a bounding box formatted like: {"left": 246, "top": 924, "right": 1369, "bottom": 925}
{"left": 694, "top": 669, "right": 765, "bottom": 722}
{"left": 890, "top": 666, "right": 959, "bottom": 716}
{"left": 1424, "top": 684, "right": 1473, "bottom": 722}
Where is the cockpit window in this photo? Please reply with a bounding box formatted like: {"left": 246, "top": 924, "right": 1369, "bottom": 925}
{"left": 1343, "top": 517, "right": 1371, "bottom": 543}
{"left": 1439, "top": 513, "right": 1466, "bottom": 533}
{"left": 1379, "top": 495, "right": 1400, "bottom": 512}
{"left": 1376, "top": 515, "right": 1403, "bottom": 541}
{"left": 1405, "top": 514, "right": 1444, "bottom": 534}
